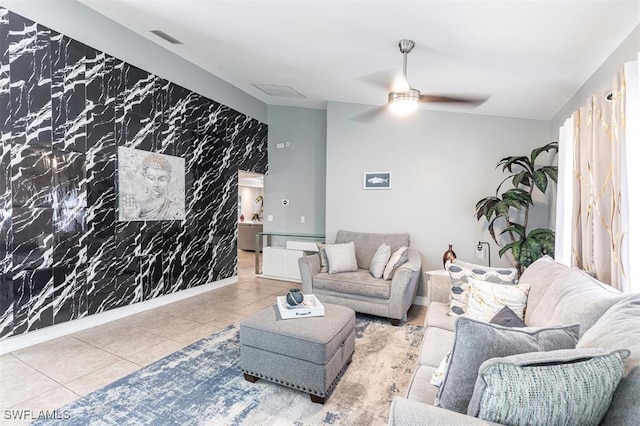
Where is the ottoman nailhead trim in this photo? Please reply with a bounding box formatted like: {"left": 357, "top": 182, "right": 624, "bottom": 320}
{"left": 241, "top": 349, "right": 353, "bottom": 399}
{"left": 241, "top": 369, "right": 324, "bottom": 396}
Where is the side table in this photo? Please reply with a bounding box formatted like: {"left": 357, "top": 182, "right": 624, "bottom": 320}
{"left": 425, "top": 269, "right": 451, "bottom": 305}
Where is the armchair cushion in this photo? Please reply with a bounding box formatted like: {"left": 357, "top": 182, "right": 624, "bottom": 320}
{"left": 313, "top": 270, "right": 391, "bottom": 299}
{"left": 369, "top": 243, "right": 391, "bottom": 279}
{"left": 335, "top": 230, "right": 409, "bottom": 270}
{"left": 325, "top": 242, "right": 358, "bottom": 274}
{"left": 383, "top": 246, "right": 409, "bottom": 280}
{"left": 316, "top": 243, "right": 329, "bottom": 273}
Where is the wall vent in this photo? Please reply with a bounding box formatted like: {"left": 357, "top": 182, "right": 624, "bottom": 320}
{"left": 150, "top": 29, "right": 183, "bottom": 45}
{"left": 251, "top": 84, "right": 306, "bottom": 99}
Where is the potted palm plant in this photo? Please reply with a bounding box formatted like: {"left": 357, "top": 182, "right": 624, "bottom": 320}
{"left": 474, "top": 142, "right": 558, "bottom": 275}
{"left": 252, "top": 195, "right": 264, "bottom": 222}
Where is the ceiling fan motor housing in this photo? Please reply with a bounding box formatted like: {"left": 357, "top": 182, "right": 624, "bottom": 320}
{"left": 388, "top": 88, "right": 420, "bottom": 103}
{"left": 398, "top": 39, "right": 415, "bottom": 54}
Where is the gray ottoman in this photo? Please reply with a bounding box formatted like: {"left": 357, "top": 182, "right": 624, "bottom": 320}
{"left": 240, "top": 303, "right": 356, "bottom": 404}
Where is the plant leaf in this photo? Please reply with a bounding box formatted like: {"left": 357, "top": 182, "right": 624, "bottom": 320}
{"left": 497, "top": 156, "right": 531, "bottom": 173}
{"left": 501, "top": 188, "right": 531, "bottom": 208}
{"left": 527, "top": 228, "right": 555, "bottom": 256}
{"left": 512, "top": 171, "right": 530, "bottom": 188}
{"left": 532, "top": 169, "right": 548, "bottom": 193}
{"left": 475, "top": 197, "right": 500, "bottom": 221}
{"left": 540, "top": 166, "right": 558, "bottom": 183}
{"left": 501, "top": 223, "right": 526, "bottom": 239}
{"left": 530, "top": 141, "right": 558, "bottom": 164}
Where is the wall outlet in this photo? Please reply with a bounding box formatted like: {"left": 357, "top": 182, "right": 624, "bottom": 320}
{"left": 275, "top": 142, "right": 285, "bottom": 149}
{"left": 300, "top": 215, "right": 305, "bottom": 223}
{"left": 284, "top": 141, "right": 291, "bottom": 148}
{"left": 267, "top": 215, "right": 273, "bottom": 222}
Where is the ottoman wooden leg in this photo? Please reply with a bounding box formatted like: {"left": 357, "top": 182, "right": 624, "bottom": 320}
{"left": 310, "top": 394, "right": 326, "bottom": 404}
{"left": 243, "top": 373, "right": 259, "bottom": 383}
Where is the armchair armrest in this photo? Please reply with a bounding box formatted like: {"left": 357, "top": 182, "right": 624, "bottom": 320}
{"left": 388, "top": 397, "right": 499, "bottom": 426}
{"left": 298, "top": 253, "right": 321, "bottom": 294}
{"left": 388, "top": 249, "right": 422, "bottom": 320}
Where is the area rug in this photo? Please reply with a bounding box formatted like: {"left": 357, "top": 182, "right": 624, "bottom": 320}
{"left": 36, "top": 314, "right": 423, "bottom": 426}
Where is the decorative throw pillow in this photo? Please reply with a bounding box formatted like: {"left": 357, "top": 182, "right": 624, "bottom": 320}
{"left": 435, "top": 317, "right": 580, "bottom": 414}
{"left": 316, "top": 243, "right": 329, "bottom": 273}
{"left": 490, "top": 306, "right": 526, "bottom": 327}
{"left": 382, "top": 246, "right": 409, "bottom": 280}
{"left": 446, "top": 261, "right": 517, "bottom": 317}
{"left": 369, "top": 243, "right": 391, "bottom": 279}
{"left": 324, "top": 242, "right": 358, "bottom": 274}
{"left": 468, "top": 348, "right": 628, "bottom": 425}
{"left": 430, "top": 351, "right": 451, "bottom": 387}
{"left": 465, "top": 277, "right": 530, "bottom": 322}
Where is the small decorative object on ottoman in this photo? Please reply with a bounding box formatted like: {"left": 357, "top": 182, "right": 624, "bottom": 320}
{"left": 240, "top": 303, "right": 356, "bottom": 404}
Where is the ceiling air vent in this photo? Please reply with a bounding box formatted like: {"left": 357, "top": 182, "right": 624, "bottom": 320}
{"left": 150, "top": 29, "right": 183, "bottom": 45}
{"left": 251, "top": 84, "right": 306, "bottom": 99}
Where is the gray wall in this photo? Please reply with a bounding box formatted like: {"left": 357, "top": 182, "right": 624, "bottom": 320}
{"left": 0, "top": 0, "right": 267, "bottom": 122}
{"left": 326, "top": 102, "right": 550, "bottom": 296}
{"left": 548, "top": 24, "right": 639, "bottom": 228}
{"left": 265, "top": 106, "right": 327, "bottom": 234}
{"left": 551, "top": 24, "right": 639, "bottom": 136}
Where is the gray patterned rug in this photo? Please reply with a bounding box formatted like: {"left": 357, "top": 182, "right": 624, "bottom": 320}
{"left": 35, "top": 314, "right": 423, "bottom": 426}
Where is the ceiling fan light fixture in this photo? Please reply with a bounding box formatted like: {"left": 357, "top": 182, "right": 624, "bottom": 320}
{"left": 388, "top": 89, "right": 420, "bottom": 115}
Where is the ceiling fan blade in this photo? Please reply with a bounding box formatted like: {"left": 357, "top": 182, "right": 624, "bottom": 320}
{"left": 350, "top": 106, "right": 387, "bottom": 123}
{"left": 419, "top": 94, "right": 489, "bottom": 106}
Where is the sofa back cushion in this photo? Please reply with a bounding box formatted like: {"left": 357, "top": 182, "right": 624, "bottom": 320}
{"left": 335, "top": 230, "right": 410, "bottom": 270}
{"left": 519, "top": 256, "right": 572, "bottom": 313}
{"left": 524, "top": 266, "right": 623, "bottom": 336}
{"left": 577, "top": 293, "right": 640, "bottom": 376}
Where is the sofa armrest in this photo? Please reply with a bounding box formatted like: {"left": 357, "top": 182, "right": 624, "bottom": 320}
{"left": 388, "top": 397, "right": 499, "bottom": 426}
{"left": 426, "top": 270, "right": 451, "bottom": 304}
{"left": 388, "top": 249, "right": 422, "bottom": 320}
{"left": 298, "top": 253, "right": 321, "bottom": 294}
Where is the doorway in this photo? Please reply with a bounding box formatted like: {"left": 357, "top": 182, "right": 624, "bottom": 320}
{"left": 238, "top": 170, "right": 264, "bottom": 278}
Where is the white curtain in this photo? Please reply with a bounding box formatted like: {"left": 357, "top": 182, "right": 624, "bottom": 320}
{"left": 625, "top": 54, "right": 639, "bottom": 293}
{"left": 555, "top": 116, "right": 574, "bottom": 266}
{"left": 555, "top": 54, "right": 639, "bottom": 293}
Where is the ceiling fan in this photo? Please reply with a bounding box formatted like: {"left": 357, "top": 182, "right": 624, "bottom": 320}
{"left": 386, "top": 39, "right": 488, "bottom": 116}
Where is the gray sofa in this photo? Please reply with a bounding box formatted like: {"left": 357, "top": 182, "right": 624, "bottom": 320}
{"left": 238, "top": 222, "right": 262, "bottom": 251}
{"left": 389, "top": 256, "right": 640, "bottom": 425}
{"left": 298, "top": 230, "right": 422, "bottom": 325}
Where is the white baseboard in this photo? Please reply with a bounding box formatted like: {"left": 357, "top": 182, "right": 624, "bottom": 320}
{"left": 413, "top": 296, "right": 429, "bottom": 307}
{"left": 0, "top": 276, "right": 238, "bottom": 355}
{"left": 256, "top": 274, "right": 301, "bottom": 284}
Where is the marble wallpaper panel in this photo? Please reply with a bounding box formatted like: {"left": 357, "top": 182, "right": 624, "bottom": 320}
{"left": 0, "top": 7, "right": 268, "bottom": 339}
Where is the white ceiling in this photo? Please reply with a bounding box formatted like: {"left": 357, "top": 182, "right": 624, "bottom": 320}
{"left": 79, "top": 0, "right": 639, "bottom": 120}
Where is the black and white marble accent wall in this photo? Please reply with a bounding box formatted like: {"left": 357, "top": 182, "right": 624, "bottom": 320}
{"left": 0, "top": 7, "right": 268, "bottom": 339}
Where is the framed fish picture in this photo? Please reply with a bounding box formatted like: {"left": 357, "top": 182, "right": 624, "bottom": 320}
{"left": 363, "top": 171, "right": 391, "bottom": 190}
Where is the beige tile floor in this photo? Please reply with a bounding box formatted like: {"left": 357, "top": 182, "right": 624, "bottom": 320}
{"left": 0, "top": 250, "right": 426, "bottom": 424}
